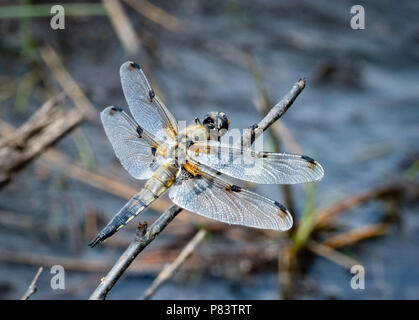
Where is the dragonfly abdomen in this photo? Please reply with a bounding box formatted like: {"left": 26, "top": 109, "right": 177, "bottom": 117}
{"left": 88, "top": 161, "right": 179, "bottom": 247}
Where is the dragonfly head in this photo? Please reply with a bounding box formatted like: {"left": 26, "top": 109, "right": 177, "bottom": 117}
{"left": 202, "top": 112, "right": 230, "bottom": 137}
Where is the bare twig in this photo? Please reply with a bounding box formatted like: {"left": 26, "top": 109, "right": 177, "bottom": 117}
{"left": 142, "top": 228, "right": 207, "bottom": 300}
{"left": 0, "top": 95, "right": 84, "bottom": 187}
{"left": 245, "top": 52, "right": 299, "bottom": 215}
{"left": 0, "top": 92, "right": 65, "bottom": 147}
{"left": 241, "top": 78, "right": 305, "bottom": 148}
{"left": 246, "top": 52, "right": 302, "bottom": 154}
{"left": 89, "top": 78, "right": 306, "bottom": 300}
{"left": 21, "top": 267, "right": 43, "bottom": 300}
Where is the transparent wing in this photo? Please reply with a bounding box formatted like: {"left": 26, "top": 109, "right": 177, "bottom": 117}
{"left": 101, "top": 106, "right": 165, "bottom": 180}
{"left": 188, "top": 141, "right": 324, "bottom": 184}
{"left": 120, "top": 61, "right": 178, "bottom": 143}
{"left": 169, "top": 163, "right": 293, "bottom": 231}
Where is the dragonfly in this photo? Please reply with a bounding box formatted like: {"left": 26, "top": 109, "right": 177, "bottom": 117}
{"left": 88, "top": 61, "right": 324, "bottom": 247}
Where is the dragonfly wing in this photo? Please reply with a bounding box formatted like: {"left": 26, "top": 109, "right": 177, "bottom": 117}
{"left": 169, "top": 163, "right": 293, "bottom": 231}
{"left": 120, "top": 61, "right": 178, "bottom": 143}
{"left": 101, "top": 106, "right": 165, "bottom": 180}
{"left": 188, "top": 141, "right": 324, "bottom": 184}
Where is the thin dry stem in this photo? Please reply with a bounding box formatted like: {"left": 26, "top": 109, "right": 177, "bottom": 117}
{"left": 21, "top": 267, "right": 43, "bottom": 300}
{"left": 0, "top": 94, "right": 83, "bottom": 187}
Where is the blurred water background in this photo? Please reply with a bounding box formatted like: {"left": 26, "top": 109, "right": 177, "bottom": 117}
{"left": 0, "top": 0, "right": 418, "bottom": 299}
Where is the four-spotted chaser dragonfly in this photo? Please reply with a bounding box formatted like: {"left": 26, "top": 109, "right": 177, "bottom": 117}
{"left": 88, "top": 61, "right": 324, "bottom": 247}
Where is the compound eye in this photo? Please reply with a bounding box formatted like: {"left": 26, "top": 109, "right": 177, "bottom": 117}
{"left": 202, "top": 117, "right": 215, "bottom": 129}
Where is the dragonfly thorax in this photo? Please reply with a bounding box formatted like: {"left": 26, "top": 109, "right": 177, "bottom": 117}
{"left": 185, "top": 123, "right": 210, "bottom": 142}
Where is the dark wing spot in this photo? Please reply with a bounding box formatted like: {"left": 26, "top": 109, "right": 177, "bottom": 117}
{"left": 301, "top": 155, "right": 317, "bottom": 170}
{"left": 226, "top": 184, "right": 242, "bottom": 192}
{"left": 109, "top": 106, "right": 123, "bottom": 115}
{"left": 274, "top": 201, "right": 288, "bottom": 214}
{"left": 148, "top": 89, "right": 155, "bottom": 101}
{"left": 129, "top": 62, "right": 141, "bottom": 70}
{"left": 231, "top": 185, "right": 242, "bottom": 192}
{"left": 136, "top": 125, "right": 143, "bottom": 137}
{"left": 215, "top": 171, "right": 222, "bottom": 176}
{"left": 301, "top": 155, "right": 316, "bottom": 164}
{"left": 151, "top": 147, "right": 157, "bottom": 156}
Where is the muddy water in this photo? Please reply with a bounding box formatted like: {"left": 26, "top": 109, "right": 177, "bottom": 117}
{"left": 0, "top": 0, "right": 418, "bottom": 299}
